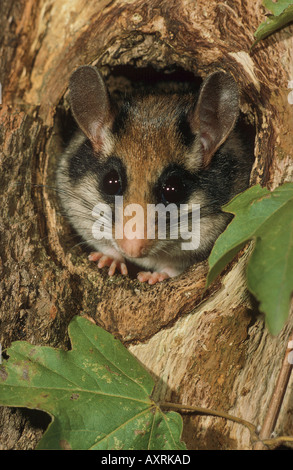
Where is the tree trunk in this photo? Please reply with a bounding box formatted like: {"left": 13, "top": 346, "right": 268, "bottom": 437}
{"left": 0, "top": 0, "right": 292, "bottom": 450}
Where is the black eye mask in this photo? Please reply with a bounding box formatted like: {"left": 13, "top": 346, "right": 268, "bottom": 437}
{"left": 155, "top": 164, "right": 198, "bottom": 206}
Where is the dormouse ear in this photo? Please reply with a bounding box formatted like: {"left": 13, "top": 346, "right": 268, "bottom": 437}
{"left": 190, "top": 71, "right": 239, "bottom": 167}
{"left": 69, "top": 65, "right": 112, "bottom": 147}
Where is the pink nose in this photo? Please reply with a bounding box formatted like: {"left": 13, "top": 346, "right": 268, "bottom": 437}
{"left": 118, "top": 238, "right": 147, "bottom": 258}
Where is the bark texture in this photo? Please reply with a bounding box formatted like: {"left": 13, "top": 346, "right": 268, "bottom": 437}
{"left": 0, "top": 0, "right": 292, "bottom": 450}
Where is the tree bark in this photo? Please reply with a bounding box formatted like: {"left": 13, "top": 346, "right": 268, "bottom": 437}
{"left": 0, "top": 0, "right": 292, "bottom": 450}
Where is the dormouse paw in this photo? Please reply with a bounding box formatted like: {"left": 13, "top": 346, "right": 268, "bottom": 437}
{"left": 88, "top": 252, "right": 128, "bottom": 276}
{"left": 137, "top": 271, "right": 170, "bottom": 285}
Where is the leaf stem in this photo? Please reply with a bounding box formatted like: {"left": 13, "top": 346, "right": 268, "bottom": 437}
{"left": 262, "top": 436, "right": 293, "bottom": 447}
{"left": 159, "top": 401, "right": 259, "bottom": 441}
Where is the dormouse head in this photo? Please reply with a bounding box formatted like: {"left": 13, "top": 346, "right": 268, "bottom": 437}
{"left": 68, "top": 66, "right": 239, "bottom": 260}
{"left": 69, "top": 65, "right": 239, "bottom": 165}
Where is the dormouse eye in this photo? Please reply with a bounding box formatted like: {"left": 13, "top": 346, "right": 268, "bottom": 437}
{"left": 102, "top": 170, "right": 122, "bottom": 196}
{"left": 161, "top": 176, "right": 185, "bottom": 204}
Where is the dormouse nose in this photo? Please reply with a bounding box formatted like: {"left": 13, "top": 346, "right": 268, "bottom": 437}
{"left": 118, "top": 238, "right": 148, "bottom": 258}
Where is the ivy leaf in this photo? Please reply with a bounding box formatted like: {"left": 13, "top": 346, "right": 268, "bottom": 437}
{"left": 206, "top": 183, "right": 293, "bottom": 335}
{"left": 0, "top": 316, "right": 186, "bottom": 450}
{"left": 253, "top": 1, "right": 293, "bottom": 46}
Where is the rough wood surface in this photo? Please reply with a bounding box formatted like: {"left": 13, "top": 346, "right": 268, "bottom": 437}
{"left": 0, "top": 0, "right": 292, "bottom": 450}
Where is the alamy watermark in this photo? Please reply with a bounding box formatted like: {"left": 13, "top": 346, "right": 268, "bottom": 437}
{"left": 92, "top": 196, "right": 200, "bottom": 251}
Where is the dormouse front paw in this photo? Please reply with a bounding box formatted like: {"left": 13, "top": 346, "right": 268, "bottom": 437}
{"left": 88, "top": 252, "right": 128, "bottom": 276}
{"left": 137, "top": 271, "right": 170, "bottom": 285}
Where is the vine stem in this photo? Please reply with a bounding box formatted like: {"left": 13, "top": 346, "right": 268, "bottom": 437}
{"left": 253, "top": 330, "right": 293, "bottom": 450}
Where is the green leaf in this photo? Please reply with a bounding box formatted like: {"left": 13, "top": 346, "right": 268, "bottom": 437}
{"left": 0, "top": 316, "right": 186, "bottom": 450}
{"left": 263, "top": 0, "right": 293, "bottom": 16}
{"left": 206, "top": 183, "right": 293, "bottom": 335}
{"left": 253, "top": 1, "right": 293, "bottom": 46}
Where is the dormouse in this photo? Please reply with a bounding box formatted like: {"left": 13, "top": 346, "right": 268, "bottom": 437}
{"left": 57, "top": 66, "right": 253, "bottom": 284}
